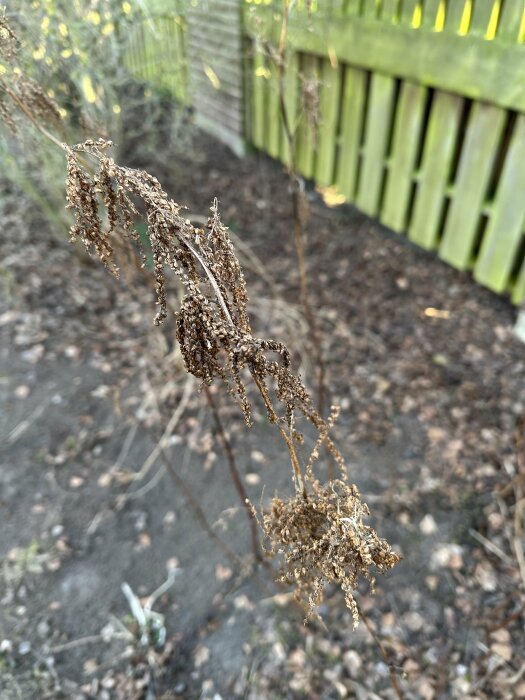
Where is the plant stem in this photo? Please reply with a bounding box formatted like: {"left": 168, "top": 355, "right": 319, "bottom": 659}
{"left": 250, "top": 372, "right": 307, "bottom": 499}
{"left": 360, "top": 607, "right": 405, "bottom": 700}
{"left": 158, "top": 448, "right": 242, "bottom": 570}
{"left": 274, "top": 0, "right": 326, "bottom": 417}
{"left": 204, "top": 385, "right": 262, "bottom": 562}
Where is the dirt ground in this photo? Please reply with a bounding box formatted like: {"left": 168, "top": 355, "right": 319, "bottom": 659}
{"left": 1, "top": 125, "right": 525, "bottom": 700}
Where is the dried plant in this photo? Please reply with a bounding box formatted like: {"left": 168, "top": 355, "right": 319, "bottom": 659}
{"left": 262, "top": 479, "right": 400, "bottom": 624}
{"left": 61, "top": 139, "right": 400, "bottom": 622}
{"left": 1, "top": 13, "right": 400, "bottom": 624}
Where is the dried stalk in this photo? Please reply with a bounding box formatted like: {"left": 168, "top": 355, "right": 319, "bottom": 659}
{"left": 204, "top": 385, "right": 262, "bottom": 562}
{"left": 1, "top": 16, "right": 400, "bottom": 623}
{"left": 271, "top": 0, "right": 327, "bottom": 416}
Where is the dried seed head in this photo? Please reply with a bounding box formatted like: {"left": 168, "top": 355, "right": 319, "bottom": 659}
{"left": 262, "top": 479, "right": 401, "bottom": 625}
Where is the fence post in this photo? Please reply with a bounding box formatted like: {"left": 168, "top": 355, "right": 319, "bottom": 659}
{"left": 187, "top": 0, "right": 246, "bottom": 157}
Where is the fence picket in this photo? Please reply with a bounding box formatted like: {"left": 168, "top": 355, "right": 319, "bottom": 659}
{"left": 497, "top": 0, "right": 524, "bottom": 41}
{"left": 296, "top": 54, "right": 319, "bottom": 178}
{"left": 474, "top": 114, "right": 525, "bottom": 292}
{"left": 267, "top": 45, "right": 282, "bottom": 158}
{"left": 444, "top": 0, "right": 468, "bottom": 33}
{"left": 381, "top": 0, "right": 400, "bottom": 22}
{"left": 356, "top": 72, "right": 396, "bottom": 216}
{"left": 469, "top": 0, "right": 495, "bottom": 37}
{"left": 439, "top": 102, "right": 506, "bottom": 269}
{"left": 512, "top": 258, "right": 525, "bottom": 304}
{"left": 316, "top": 59, "right": 343, "bottom": 186}
{"left": 409, "top": 91, "right": 462, "bottom": 249}
{"left": 252, "top": 48, "right": 267, "bottom": 149}
{"left": 335, "top": 66, "right": 367, "bottom": 199}
{"left": 399, "top": 0, "right": 420, "bottom": 25}
{"left": 422, "top": 0, "right": 441, "bottom": 28}
{"left": 362, "top": 1, "right": 379, "bottom": 19}
{"left": 281, "top": 51, "right": 300, "bottom": 165}
{"left": 382, "top": 81, "right": 427, "bottom": 231}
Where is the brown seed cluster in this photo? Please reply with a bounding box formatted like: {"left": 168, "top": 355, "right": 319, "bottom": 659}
{"left": 262, "top": 479, "right": 401, "bottom": 625}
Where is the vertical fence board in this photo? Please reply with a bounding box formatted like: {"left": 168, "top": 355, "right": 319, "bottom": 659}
{"left": 356, "top": 72, "right": 396, "bottom": 216}
{"left": 296, "top": 54, "right": 319, "bottom": 178}
{"left": 497, "top": 0, "right": 524, "bottom": 40}
{"left": 267, "top": 48, "right": 282, "bottom": 158}
{"left": 474, "top": 114, "right": 525, "bottom": 291}
{"left": 469, "top": 0, "right": 495, "bottom": 36}
{"left": 362, "top": 0, "right": 379, "bottom": 18}
{"left": 316, "top": 59, "right": 343, "bottom": 186}
{"left": 409, "top": 91, "right": 463, "bottom": 249}
{"left": 335, "top": 66, "right": 367, "bottom": 199}
{"left": 445, "top": 0, "right": 468, "bottom": 33}
{"left": 281, "top": 50, "right": 299, "bottom": 165}
{"left": 439, "top": 103, "right": 506, "bottom": 269}
{"left": 344, "top": 0, "right": 362, "bottom": 16}
{"left": 382, "top": 81, "right": 427, "bottom": 231}
{"left": 252, "top": 48, "right": 267, "bottom": 149}
{"left": 512, "top": 257, "right": 525, "bottom": 303}
{"left": 381, "top": 0, "right": 400, "bottom": 22}
{"left": 400, "top": 0, "right": 420, "bottom": 25}
{"left": 422, "top": 0, "right": 441, "bottom": 27}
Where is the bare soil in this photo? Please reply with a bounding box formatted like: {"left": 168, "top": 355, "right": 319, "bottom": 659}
{"left": 1, "top": 127, "right": 524, "bottom": 700}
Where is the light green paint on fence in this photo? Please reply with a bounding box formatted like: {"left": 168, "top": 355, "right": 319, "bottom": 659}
{"left": 440, "top": 102, "right": 506, "bottom": 270}
{"left": 356, "top": 72, "right": 395, "bottom": 217}
{"left": 316, "top": 60, "right": 343, "bottom": 186}
{"left": 474, "top": 114, "right": 525, "bottom": 292}
{"left": 335, "top": 66, "right": 366, "bottom": 200}
{"left": 409, "top": 91, "right": 462, "bottom": 250}
{"left": 382, "top": 81, "right": 426, "bottom": 232}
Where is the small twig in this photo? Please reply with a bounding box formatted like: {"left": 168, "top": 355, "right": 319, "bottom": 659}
{"left": 469, "top": 528, "right": 513, "bottom": 565}
{"left": 131, "top": 375, "right": 194, "bottom": 483}
{"left": 359, "top": 607, "right": 404, "bottom": 700}
{"left": 157, "top": 448, "right": 242, "bottom": 570}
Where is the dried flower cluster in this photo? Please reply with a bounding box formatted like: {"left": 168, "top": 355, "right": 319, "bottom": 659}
{"left": 61, "top": 139, "right": 400, "bottom": 621}
{"left": 263, "top": 479, "right": 400, "bottom": 624}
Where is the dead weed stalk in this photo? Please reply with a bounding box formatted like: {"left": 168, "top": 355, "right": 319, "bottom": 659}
{"left": 1, "top": 14, "right": 400, "bottom": 624}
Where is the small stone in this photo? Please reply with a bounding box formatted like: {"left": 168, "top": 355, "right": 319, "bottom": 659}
{"left": 245, "top": 473, "right": 260, "bottom": 485}
{"left": 404, "top": 611, "right": 425, "bottom": 632}
{"left": 0, "top": 639, "right": 13, "bottom": 654}
{"left": 343, "top": 650, "right": 362, "bottom": 677}
{"left": 36, "top": 620, "right": 50, "bottom": 639}
{"left": 431, "top": 543, "right": 463, "bottom": 570}
{"left": 163, "top": 510, "right": 177, "bottom": 525}
{"left": 491, "top": 643, "right": 512, "bottom": 662}
{"left": 419, "top": 514, "right": 437, "bottom": 535}
{"left": 215, "top": 564, "right": 232, "bottom": 581}
{"left": 18, "top": 641, "right": 31, "bottom": 655}
{"left": 14, "top": 385, "right": 30, "bottom": 399}
{"left": 490, "top": 628, "right": 510, "bottom": 644}
{"left": 194, "top": 645, "right": 210, "bottom": 668}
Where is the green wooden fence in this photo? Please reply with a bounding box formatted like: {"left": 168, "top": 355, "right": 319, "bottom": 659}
{"left": 244, "top": 0, "right": 525, "bottom": 304}
{"left": 124, "top": 0, "right": 525, "bottom": 305}
{"left": 124, "top": 2, "right": 188, "bottom": 104}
